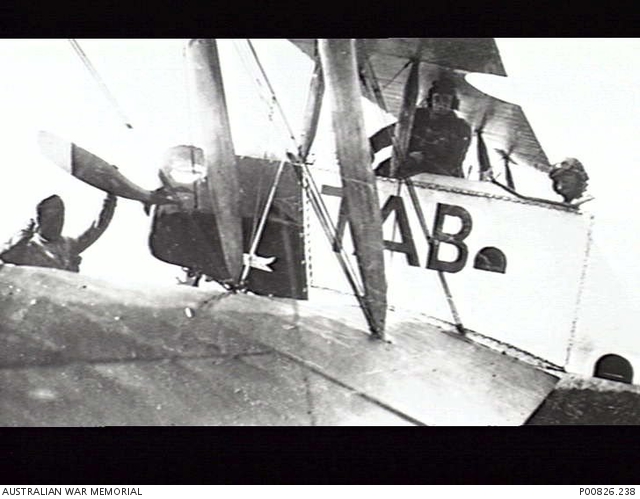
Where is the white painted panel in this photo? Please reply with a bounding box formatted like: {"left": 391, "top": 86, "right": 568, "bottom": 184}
{"left": 307, "top": 170, "right": 591, "bottom": 366}
{"left": 567, "top": 243, "right": 640, "bottom": 381}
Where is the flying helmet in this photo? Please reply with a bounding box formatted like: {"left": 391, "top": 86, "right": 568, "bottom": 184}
{"left": 549, "top": 157, "right": 589, "bottom": 203}
{"left": 424, "top": 77, "right": 460, "bottom": 110}
{"left": 36, "top": 194, "right": 65, "bottom": 241}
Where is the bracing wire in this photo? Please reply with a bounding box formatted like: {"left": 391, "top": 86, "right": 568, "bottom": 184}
{"left": 242, "top": 40, "right": 369, "bottom": 303}
{"left": 229, "top": 40, "right": 298, "bottom": 285}
{"left": 239, "top": 159, "right": 287, "bottom": 285}
{"left": 245, "top": 40, "right": 299, "bottom": 152}
{"left": 303, "top": 163, "right": 366, "bottom": 295}
{"left": 231, "top": 42, "right": 264, "bottom": 241}
{"left": 360, "top": 48, "right": 468, "bottom": 335}
{"left": 381, "top": 59, "right": 412, "bottom": 91}
{"left": 230, "top": 40, "right": 286, "bottom": 255}
{"left": 360, "top": 51, "right": 404, "bottom": 260}
{"left": 68, "top": 39, "right": 134, "bottom": 130}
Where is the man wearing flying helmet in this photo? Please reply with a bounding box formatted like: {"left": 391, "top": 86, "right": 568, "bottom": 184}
{"left": 0, "top": 193, "right": 117, "bottom": 272}
{"left": 548, "top": 157, "right": 589, "bottom": 204}
{"left": 370, "top": 77, "right": 472, "bottom": 179}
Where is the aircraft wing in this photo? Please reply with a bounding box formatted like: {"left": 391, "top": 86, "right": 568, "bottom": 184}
{"left": 289, "top": 38, "right": 551, "bottom": 172}
{"left": 290, "top": 38, "right": 506, "bottom": 76}
{"left": 0, "top": 265, "right": 558, "bottom": 426}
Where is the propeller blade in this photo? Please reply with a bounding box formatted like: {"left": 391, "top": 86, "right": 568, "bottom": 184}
{"left": 38, "top": 130, "right": 174, "bottom": 205}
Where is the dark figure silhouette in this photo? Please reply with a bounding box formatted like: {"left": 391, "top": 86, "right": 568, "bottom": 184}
{"left": 0, "top": 193, "right": 117, "bottom": 272}
{"left": 370, "top": 78, "right": 471, "bottom": 179}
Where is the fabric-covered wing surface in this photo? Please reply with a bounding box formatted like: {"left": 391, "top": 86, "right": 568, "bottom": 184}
{"left": 291, "top": 38, "right": 506, "bottom": 76}
{"left": 290, "top": 38, "right": 550, "bottom": 172}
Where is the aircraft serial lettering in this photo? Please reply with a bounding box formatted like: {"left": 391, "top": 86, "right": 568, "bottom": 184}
{"left": 321, "top": 185, "right": 506, "bottom": 274}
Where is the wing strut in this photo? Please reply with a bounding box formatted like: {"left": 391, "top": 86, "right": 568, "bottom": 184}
{"left": 299, "top": 52, "right": 325, "bottom": 160}
{"left": 390, "top": 58, "right": 420, "bottom": 178}
{"left": 186, "top": 39, "right": 243, "bottom": 284}
{"left": 476, "top": 126, "right": 493, "bottom": 181}
{"left": 359, "top": 43, "right": 468, "bottom": 336}
{"left": 356, "top": 42, "right": 389, "bottom": 114}
{"left": 293, "top": 47, "right": 382, "bottom": 336}
{"left": 241, "top": 40, "right": 384, "bottom": 337}
{"left": 318, "top": 39, "right": 387, "bottom": 338}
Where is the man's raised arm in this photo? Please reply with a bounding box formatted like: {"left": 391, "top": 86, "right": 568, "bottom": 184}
{"left": 74, "top": 193, "right": 117, "bottom": 253}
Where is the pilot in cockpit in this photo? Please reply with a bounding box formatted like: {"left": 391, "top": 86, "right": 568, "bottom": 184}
{"left": 370, "top": 77, "right": 472, "bottom": 180}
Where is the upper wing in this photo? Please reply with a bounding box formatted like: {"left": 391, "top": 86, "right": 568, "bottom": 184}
{"left": 289, "top": 38, "right": 550, "bottom": 172}
{"left": 290, "top": 38, "right": 506, "bottom": 76}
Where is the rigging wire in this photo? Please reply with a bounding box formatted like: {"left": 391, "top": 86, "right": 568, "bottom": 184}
{"left": 230, "top": 40, "right": 299, "bottom": 285}
{"left": 68, "top": 39, "right": 134, "bottom": 130}
{"left": 299, "top": 156, "right": 365, "bottom": 295}
{"left": 245, "top": 40, "right": 300, "bottom": 151}
{"left": 239, "top": 158, "right": 287, "bottom": 285}
{"left": 242, "top": 40, "right": 370, "bottom": 310}
{"left": 234, "top": 42, "right": 273, "bottom": 109}
{"left": 231, "top": 40, "right": 282, "bottom": 244}
{"left": 359, "top": 51, "right": 404, "bottom": 260}
{"left": 360, "top": 48, "right": 468, "bottom": 335}
{"left": 232, "top": 43, "right": 369, "bottom": 311}
{"left": 231, "top": 41, "right": 263, "bottom": 242}
{"left": 231, "top": 40, "right": 287, "bottom": 260}
{"left": 405, "top": 178, "right": 465, "bottom": 334}
{"left": 381, "top": 59, "right": 412, "bottom": 91}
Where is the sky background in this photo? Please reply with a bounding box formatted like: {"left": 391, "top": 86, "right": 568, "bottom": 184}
{"left": 0, "top": 38, "right": 638, "bottom": 340}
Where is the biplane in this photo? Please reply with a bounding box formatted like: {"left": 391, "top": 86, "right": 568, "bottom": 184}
{"left": 0, "top": 39, "right": 613, "bottom": 426}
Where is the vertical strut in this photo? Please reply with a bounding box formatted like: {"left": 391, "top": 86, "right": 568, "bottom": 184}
{"left": 318, "top": 39, "right": 387, "bottom": 338}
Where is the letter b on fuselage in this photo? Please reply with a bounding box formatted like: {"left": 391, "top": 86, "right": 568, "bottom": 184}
{"left": 427, "top": 203, "right": 472, "bottom": 273}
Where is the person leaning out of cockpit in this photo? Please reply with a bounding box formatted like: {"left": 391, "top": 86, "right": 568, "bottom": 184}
{"left": 0, "top": 193, "right": 117, "bottom": 272}
{"left": 548, "top": 157, "right": 590, "bottom": 204}
{"left": 369, "top": 77, "right": 472, "bottom": 179}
